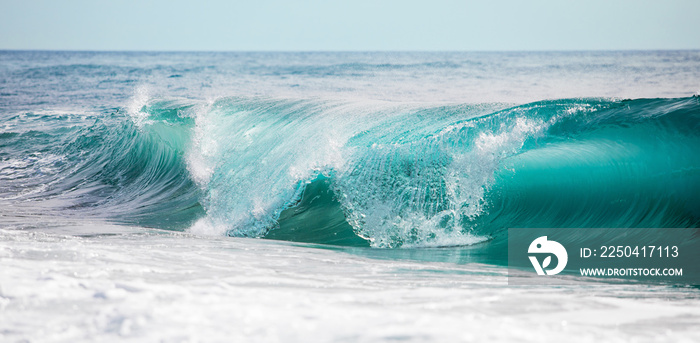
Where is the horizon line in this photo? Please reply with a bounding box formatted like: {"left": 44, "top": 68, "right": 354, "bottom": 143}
{"left": 2, "top": 48, "right": 700, "bottom": 54}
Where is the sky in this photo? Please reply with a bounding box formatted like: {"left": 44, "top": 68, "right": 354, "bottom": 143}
{"left": 1, "top": 0, "right": 698, "bottom": 51}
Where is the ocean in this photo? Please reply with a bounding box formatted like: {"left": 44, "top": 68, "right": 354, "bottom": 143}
{"left": 1, "top": 50, "right": 699, "bottom": 342}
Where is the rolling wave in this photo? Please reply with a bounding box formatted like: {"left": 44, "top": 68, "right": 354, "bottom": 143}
{"left": 2, "top": 96, "right": 699, "bottom": 249}
{"left": 0, "top": 104, "right": 202, "bottom": 229}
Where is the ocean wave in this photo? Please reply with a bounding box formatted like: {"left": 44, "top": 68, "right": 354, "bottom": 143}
{"left": 2, "top": 96, "right": 699, "bottom": 248}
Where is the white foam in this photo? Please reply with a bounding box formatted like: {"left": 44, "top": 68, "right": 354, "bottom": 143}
{"left": 2, "top": 228, "right": 699, "bottom": 342}
{"left": 126, "top": 85, "right": 152, "bottom": 127}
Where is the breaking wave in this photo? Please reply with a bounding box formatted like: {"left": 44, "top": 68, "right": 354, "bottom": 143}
{"left": 2, "top": 95, "right": 699, "bottom": 248}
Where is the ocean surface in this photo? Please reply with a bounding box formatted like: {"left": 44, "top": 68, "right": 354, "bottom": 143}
{"left": 1, "top": 50, "right": 700, "bottom": 342}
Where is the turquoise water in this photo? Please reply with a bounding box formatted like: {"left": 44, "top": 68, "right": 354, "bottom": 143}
{"left": 3, "top": 82, "right": 699, "bottom": 247}
{"left": 2, "top": 50, "right": 699, "bottom": 262}
{"left": 1, "top": 51, "right": 700, "bottom": 341}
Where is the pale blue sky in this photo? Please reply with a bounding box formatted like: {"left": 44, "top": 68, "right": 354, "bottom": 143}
{"left": 1, "top": 0, "right": 698, "bottom": 51}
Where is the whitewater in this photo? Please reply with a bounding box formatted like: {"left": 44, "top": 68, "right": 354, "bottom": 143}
{"left": 1, "top": 51, "right": 700, "bottom": 342}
